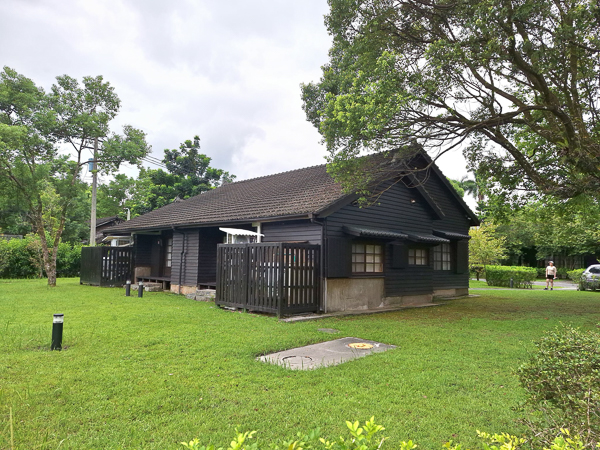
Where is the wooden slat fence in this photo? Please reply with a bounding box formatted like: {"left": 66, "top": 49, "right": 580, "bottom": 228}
{"left": 80, "top": 246, "right": 133, "bottom": 287}
{"left": 216, "top": 243, "right": 320, "bottom": 316}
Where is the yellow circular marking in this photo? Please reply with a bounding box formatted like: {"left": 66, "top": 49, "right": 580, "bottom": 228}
{"left": 348, "top": 342, "right": 374, "bottom": 349}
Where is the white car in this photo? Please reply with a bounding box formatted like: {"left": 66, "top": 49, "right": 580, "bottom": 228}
{"left": 582, "top": 264, "right": 600, "bottom": 282}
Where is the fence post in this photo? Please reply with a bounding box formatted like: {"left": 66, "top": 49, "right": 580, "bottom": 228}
{"left": 243, "top": 245, "right": 250, "bottom": 312}
{"left": 277, "top": 243, "right": 284, "bottom": 319}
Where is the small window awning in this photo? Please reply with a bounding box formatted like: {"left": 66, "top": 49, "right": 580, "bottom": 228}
{"left": 405, "top": 233, "right": 450, "bottom": 244}
{"left": 433, "top": 230, "right": 471, "bottom": 240}
{"left": 343, "top": 225, "right": 409, "bottom": 240}
{"left": 219, "top": 227, "right": 264, "bottom": 237}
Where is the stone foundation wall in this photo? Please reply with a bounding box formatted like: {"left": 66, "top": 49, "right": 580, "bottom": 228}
{"left": 170, "top": 284, "right": 198, "bottom": 295}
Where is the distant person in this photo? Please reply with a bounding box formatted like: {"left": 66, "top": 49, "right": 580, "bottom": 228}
{"left": 545, "top": 261, "right": 557, "bottom": 290}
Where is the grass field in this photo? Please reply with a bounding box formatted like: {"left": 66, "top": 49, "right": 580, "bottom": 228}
{"left": 1, "top": 278, "right": 599, "bottom": 449}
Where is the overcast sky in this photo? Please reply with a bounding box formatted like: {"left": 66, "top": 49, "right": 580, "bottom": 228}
{"left": 2, "top": 0, "right": 471, "bottom": 188}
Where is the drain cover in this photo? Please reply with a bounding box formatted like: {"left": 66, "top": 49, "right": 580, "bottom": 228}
{"left": 281, "top": 356, "right": 313, "bottom": 368}
{"left": 348, "top": 342, "right": 374, "bottom": 349}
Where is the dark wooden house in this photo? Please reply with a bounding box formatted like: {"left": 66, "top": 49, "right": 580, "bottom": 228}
{"left": 104, "top": 152, "right": 479, "bottom": 314}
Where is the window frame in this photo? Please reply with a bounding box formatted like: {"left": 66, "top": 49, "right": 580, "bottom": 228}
{"left": 408, "top": 247, "right": 429, "bottom": 266}
{"left": 351, "top": 241, "right": 384, "bottom": 275}
{"left": 433, "top": 243, "right": 452, "bottom": 271}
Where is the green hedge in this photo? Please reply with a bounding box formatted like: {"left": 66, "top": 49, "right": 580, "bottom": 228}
{"left": 567, "top": 268, "right": 585, "bottom": 281}
{"left": 0, "top": 235, "right": 82, "bottom": 279}
{"left": 485, "top": 265, "right": 537, "bottom": 288}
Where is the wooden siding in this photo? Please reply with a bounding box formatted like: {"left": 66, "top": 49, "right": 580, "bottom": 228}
{"left": 262, "top": 220, "right": 323, "bottom": 245}
{"left": 171, "top": 229, "right": 200, "bottom": 286}
{"left": 134, "top": 234, "right": 154, "bottom": 266}
{"left": 325, "top": 177, "right": 472, "bottom": 297}
{"left": 198, "top": 227, "right": 224, "bottom": 284}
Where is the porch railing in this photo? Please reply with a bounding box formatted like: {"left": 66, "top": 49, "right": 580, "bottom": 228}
{"left": 216, "top": 243, "right": 321, "bottom": 316}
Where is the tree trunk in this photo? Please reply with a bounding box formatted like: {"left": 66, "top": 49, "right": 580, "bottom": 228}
{"left": 35, "top": 214, "right": 59, "bottom": 287}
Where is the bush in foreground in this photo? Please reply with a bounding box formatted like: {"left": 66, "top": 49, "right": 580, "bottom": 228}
{"left": 180, "top": 418, "right": 590, "bottom": 450}
{"left": 517, "top": 325, "right": 600, "bottom": 448}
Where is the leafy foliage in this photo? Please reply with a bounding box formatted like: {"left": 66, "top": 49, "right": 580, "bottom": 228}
{"left": 517, "top": 324, "right": 600, "bottom": 448}
{"left": 0, "top": 235, "right": 81, "bottom": 278}
{"left": 180, "top": 418, "right": 591, "bottom": 450}
{"left": 302, "top": 0, "right": 600, "bottom": 199}
{"left": 0, "top": 67, "right": 149, "bottom": 286}
{"left": 487, "top": 195, "right": 600, "bottom": 263}
{"left": 469, "top": 223, "right": 507, "bottom": 280}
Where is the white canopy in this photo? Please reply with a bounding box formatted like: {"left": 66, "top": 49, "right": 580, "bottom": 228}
{"left": 219, "top": 227, "right": 264, "bottom": 237}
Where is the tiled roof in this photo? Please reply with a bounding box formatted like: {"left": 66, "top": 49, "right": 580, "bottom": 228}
{"left": 107, "top": 164, "right": 346, "bottom": 233}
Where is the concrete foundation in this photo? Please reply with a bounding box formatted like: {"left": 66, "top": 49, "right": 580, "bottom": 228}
{"left": 433, "top": 288, "right": 469, "bottom": 298}
{"left": 325, "top": 278, "right": 434, "bottom": 312}
{"left": 170, "top": 284, "right": 197, "bottom": 295}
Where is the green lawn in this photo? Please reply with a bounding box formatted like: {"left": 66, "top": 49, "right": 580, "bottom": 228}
{"left": 469, "top": 279, "right": 567, "bottom": 290}
{"left": 1, "top": 279, "right": 599, "bottom": 449}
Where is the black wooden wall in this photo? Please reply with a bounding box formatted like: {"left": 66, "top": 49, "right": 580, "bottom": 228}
{"left": 262, "top": 220, "right": 323, "bottom": 245}
{"left": 171, "top": 229, "right": 200, "bottom": 287}
{"left": 197, "top": 227, "right": 224, "bottom": 284}
{"left": 324, "top": 174, "right": 472, "bottom": 297}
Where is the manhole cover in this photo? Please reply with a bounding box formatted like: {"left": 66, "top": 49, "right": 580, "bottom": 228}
{"left": 348, "top": 342, "right": 374, "bottom": 350}
{"left": 281, "top": 356, "right": 313, "bottom": 367}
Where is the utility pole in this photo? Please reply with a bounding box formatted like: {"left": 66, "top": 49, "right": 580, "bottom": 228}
{"left": 89, "top": 137, "right": 98, "bottom": 246}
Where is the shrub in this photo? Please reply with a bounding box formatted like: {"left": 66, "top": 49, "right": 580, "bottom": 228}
{"left": 485, "top": 266, "right": 537, "bottom": 288}
{"left": 0, "top": 235, "right": 82, "bottom": 279}
{"left": 517, "top": 324, "right": 600, "bottom": 448}
{"left": 567, "top": 269, "right": 585, "bottom": 282}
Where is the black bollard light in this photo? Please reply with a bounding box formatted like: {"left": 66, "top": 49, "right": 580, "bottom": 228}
{"left": 125, "top": 280, "right": 131, "bottom": 296}
{"left": 138, "top": 280, "right": 144, "bottom": 298}
{"left": 51, "top": 313, "right": 64, "bottom": 351}
{"left": 509, "top": 278, "right": 514, "bottom": 288}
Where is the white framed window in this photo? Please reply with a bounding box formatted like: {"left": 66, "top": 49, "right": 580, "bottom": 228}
{"left": 352, "top": 243, "right": 383, "bottom": 273}
{"left": 433, "top": 243, "right": 452, "bottom": 270}
{"left": 408, "top": 248, "right": 428, "bottom": 266}
{"left": 165, "top": 237, "right": 173, "bottom": 268}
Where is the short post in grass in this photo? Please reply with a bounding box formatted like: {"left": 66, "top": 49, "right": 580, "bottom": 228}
{"left": 51, "top": 313, "right": 64, "bottom": 351}
{"left": 510, "top": 278, "right": 514, "bottom": 288}
{"left": 138, "top": 280, "right": 144, "bottom": 298}
{"left": 125, "top": 280, "right": 131, "bottom": 296}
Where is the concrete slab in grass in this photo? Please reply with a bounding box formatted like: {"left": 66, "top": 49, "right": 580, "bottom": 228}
{"left": 258, "top": 337, "right": 396, "bottom": 370}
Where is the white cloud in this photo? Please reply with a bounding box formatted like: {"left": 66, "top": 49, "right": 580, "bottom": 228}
{"left": 1, "top": 0, "right": 469, "bottom": 187}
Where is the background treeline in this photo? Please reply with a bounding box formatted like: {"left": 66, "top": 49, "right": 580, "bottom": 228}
{"left": 0, "top": 236, "right": 81, "bottom": 279}
{"left": 0, "top": 135, "right": 234, "bottom": 245}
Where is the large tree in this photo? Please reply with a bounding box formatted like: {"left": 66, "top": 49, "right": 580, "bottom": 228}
{"left": 302, "top": 0, "right": 600, "bottom": 198}
{"left": 0, "top": 67, "right": 150, "bottom": 286}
